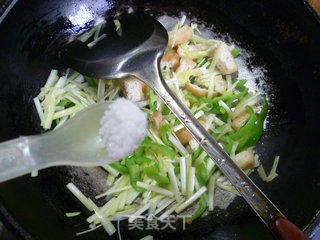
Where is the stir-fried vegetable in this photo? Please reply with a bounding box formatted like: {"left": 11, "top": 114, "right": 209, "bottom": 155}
{"left": 34, "top": 16, "right": 279, "bottom": 237}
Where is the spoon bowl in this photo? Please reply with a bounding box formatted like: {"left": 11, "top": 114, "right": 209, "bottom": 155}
{"left": 0, "top": 102, "right": 112, "bottom": 183}
{"left": 30, "top": 102, "right": 111, "bottom": 167}
{"left": 60, "top": 12, "right": 168, "bottom": 81}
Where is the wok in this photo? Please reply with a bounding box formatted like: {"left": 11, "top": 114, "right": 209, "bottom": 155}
{"left": 0, "top": 0, "right": 319, "bottom": 239}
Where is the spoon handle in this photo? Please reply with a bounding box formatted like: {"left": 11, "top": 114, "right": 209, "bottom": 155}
{"left": 0, "top": 136, "right": 38, "bottom": 182}
{"left": 270, "top": 214, "right": 311, "bottom": 240}
{"left": 134, "top": 60, "right": 308, "bottom": 239}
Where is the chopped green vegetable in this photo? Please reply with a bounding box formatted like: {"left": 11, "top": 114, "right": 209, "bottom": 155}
{"left": 148, "top": 88, "right": 157, "bottom": 112}
{"left": 134, "top": 156, "right": 153, "bottom": 164}
{"left": 192, "top": 146, "right": 203, "bottom": 163}
{"left": 57, "top": 98, "right": 74, "bottom": 107}
{"left": 210, "top": 88, "right": 249, "bottom": 105}
{"left": 161, "top": 105, "right": 170, "bottom": 115}
{"left": 185, "top": 92, "right": 200, "bottom": 104}
{"left": 84, "top": 76, "right": 97, "bottom": 87}
{"left": 160, "top": 124, "right": 173, "bottom": 147}
{"left": 187, "top": 194, "right": 207, "bottom": 223}
{"left": 179, "top": 43, "right": 209, "bottom": 59}
{"left": 143, "top": 165, "right": 170, "bottom": 184}
{"left": 134, "top": 146, "right": 144, "bottom": 157}
{"left": 174, "top": 166, "right": 180, "bottom": 174}
{"left": 230, "top": 106, "right": 258, "bottom": 140}
{"left": 125, "top": 156, "right": 145, "bottom": 192}
{"left": 230, "top": 47, "right": 240, "bottom": 58}
{"left": 196, "top": 57, "right": 204, "bottom": 64}
{"left": 114, "top": 19, "right": 122, "bottom": 36}
{"left": 109, "top": 162, "right": 129, "bottom": 174}
{"left": 228, "top": 98, "right": 268, "bottom": 152}
{"left": 66, "top": 212, "right": 81, "bottom": 217}
{"left": 239, "top": 96, "right": 268, "bottom": 151}
{"left": 141, "top": 142, "right": 175, "bottom": 160}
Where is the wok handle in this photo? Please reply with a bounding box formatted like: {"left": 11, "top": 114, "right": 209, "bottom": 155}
{"left": 0, "top": 136, "right": 39, "bottom": 182}
{"left": 270, "top": 214, "right": 311, "bottom": 240}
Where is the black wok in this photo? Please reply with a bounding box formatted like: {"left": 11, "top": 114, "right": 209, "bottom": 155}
{"left": 0, "top": 0, "right": 319, "bottom": 239}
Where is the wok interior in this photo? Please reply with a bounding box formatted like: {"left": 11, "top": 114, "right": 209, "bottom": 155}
{"left": 0, "top": 0, "right": 319, "bottom": 239}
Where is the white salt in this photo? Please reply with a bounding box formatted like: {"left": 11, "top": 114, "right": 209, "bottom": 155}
{"left": 99, "top": 98, "right": 147, "bottom": 161}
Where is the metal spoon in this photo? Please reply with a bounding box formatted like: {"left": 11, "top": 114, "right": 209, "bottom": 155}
{"left": 59, "top": 12, "right": 310, "bottom": 240}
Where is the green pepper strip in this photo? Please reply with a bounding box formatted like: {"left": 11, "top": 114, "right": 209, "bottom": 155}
{"left": 162, "top": 105, "right": 171, "bottom": 115}
{"left": 219, "top": 110, "right": 229, "bottom": 122}
{"left": 198, "top": 86, "right": 248, "bottom": 108}
{"left": 240, "top": 96, "right": 268, "bottom": 150}
{"left": 134, "top": 156, "right": 153, "bottom": 164}
{"left": 57, "top": 98, "right": 74, "bottom": 107}
{"left": 174, "top": 166, "right": 180, "bottom": 174}
{"left": 204, "top": 103, "right": 213, "bottom": 110}
{"left": 143, "top": 165, "right": 170, "bottom": 184}
{"left": 210, "top": 88, "right": 249, "bottom": 105}
{"left": 148, "top": 88, "right": 157, "bottom": 112}
{"left": 192, "top": 146, "right": 203, "bottom": 163}
{"left": 235, "top": 79, "right": 247, "bottom": 89}
{"left": 229, "top": 96, "right": 269, "bottom": 152}
{"left": 225, "top": 98, "right": 234, "bottom": 107}
{"left": 134, "top": 146, "right": 144, "bottom": 157}
{"left": 187, "top": 194, "right": 207, "bottom": 223}
{"left": 196, "top": 163, "right": 217, "bottom": 187}
{"left": 211, "top": 104, "right": 226, "bottom": 114}
{"left": 141, "top": 142, "right": 175, "bottom": 160}
{"left": 196, "top": 163, "right": 208, "bottom": 186}
{"left": 185, "top": 92, "right": 200, "bottom": 104}
{"left": 109, "top": 162, "right": 129, "bottom": 174}
{"left": 229, "top": 106, "right": 257, "bottom": 140}
{"left": 221, "top": 136, "right": 234, "bottom": 154}
{"left": 230, "top": 47, "right": 240, "bottom": 58}
{"left": 84, "top": 76, "right": 97, "bottom": 87}
{"left": 125, "top": 156, "right": 145, "bottom": 192}
{"left": 160, "top": 124, "right": 173, "bottom": 147}
{"left": 258, "top": 95, "right": 268, "bottom": 121}
{"left": 196, "top": 57, "right": 204, "bottom": 64}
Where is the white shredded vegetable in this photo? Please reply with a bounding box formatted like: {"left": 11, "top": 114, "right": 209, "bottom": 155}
{"left": 140, "top": 235, "right": 153, "bottom": 240}
{"left": 31, "top": 170, "right": 38, "bottom": 177}
{"left": 128, "top": 203, "right": 150, "bottom": 223}
{"left": 218, "top": 100, "right": 232, "bottom": 116}
{"left": 180, "top": 157, "right": 187, "bottom": 195}
{"left": 168, "top": 134, "right": 188, "bottom": 156}
{"left": 66, "top": 212, "right": 81, "bottom": 217}
{"left": 187, "top": 167, "right": 196, "bottom": 198}
{"left": 67, "top": 183, "right": 96, "bottom": 211}
{"left": 136, "top": 182, "right": 174, "bottom": 197}
{"left": 167, "top": 165, "right": 181, "bottom": 201}
{"left": 159, "top": 201, "right": 182, "bottom": 221}
{"left": 258, "top": 156, "right": 280, "bottom": 182}
{"left": 76, "top": 224, "right": 102, "bottom": 236}
{"left": 87, "top": 33, "right": 106, "bottom": 48}
{"left": 208, "top": 171, "right": 220, "bottom": 211}
{"left": 175, "top": 187, "right": 207, "bottom": 213}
